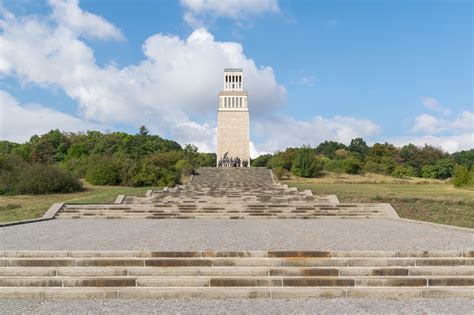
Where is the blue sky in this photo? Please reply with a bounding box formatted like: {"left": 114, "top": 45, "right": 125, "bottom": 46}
{"left": 0, "top": 0, "right": 472, "bottom": 154}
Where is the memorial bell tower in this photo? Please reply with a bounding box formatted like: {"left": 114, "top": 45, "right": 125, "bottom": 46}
{"left": 216, "top": 68, "right": 250, "bottom": 167}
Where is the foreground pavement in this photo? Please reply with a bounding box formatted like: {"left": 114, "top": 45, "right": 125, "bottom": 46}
{"left": 2, "top": 298, "right": 473, "bottom": 314}
{"left": 0, "top": 218, "right": 471, "bottom": 251}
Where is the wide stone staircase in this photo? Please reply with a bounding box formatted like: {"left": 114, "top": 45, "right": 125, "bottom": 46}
{"left": 0, "top": 251, "right": 472, "bottom": 299}
{"left": 54, "top": 168, "right": 396, "bottom": 219}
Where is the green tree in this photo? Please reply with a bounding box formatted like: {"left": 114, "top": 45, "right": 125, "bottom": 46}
{"left": 291, "top": 146, "right": 324, "bottom": 177}
{"left": 316, "top": 141, "right": 347, "bottom": 159}
{"left": 452, "top": 165, "right": 470, "bottom": 187}
{"left": 251, "top": 154, "right": 272, "bottom": 167}
{"left": 348, "top": 138, "right": 369, "bottom": 156}
{"left": 434, "top": 158, "right": 455, "bottom": 180}
{"left": 138, "top": 126, "right": 149, "bottom": 136}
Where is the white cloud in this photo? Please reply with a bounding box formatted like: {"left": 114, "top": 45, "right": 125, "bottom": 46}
{"left": 452, "top": 111, "right": 474, "bottom": 131}
{"left": 421, "top": 96, "right": 451, "bottom": 116}
{"left": 412, "top": 114, "right": 445, "bottom": 134}
{"left": 0, "top": 90, "right": 105, "bottom": 143}
{"left": 407, "top": 110, "right": 474, "bottom": 152}
{"left": 181, "top": 0, "right": 279, "bottom": 27}
{"left": 291, "top": 74, "right": 316, "bottom": 87}
{"left": 48, "top": 0, "right": 124, "bottom": 40}
{"left": 412, "top": 111, "right": 474, "bottom": 134}
{"left": 253, "top": 115, "right": 380, "bottom": 153}
{"left": 0, "top": 3, "right": 285, "bottom": 152}
{"left": 389, "top": 133, "right": 474, "bottom": 154}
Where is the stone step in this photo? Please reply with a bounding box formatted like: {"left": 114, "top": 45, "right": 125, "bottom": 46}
{"left": 1, "top": 276, "right": 473, "bottom": 288}
{"left": 0, "top": 287, "right": 473, "bottom": 299}
{"left": 2, "top": 266, "right": 472, "bottom": 277}
{"left": 0, "top": 251, "right": 472, "bottom": 299}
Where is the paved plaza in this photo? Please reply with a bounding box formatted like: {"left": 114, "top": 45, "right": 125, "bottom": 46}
{"left": 0, "top": 218, "right": 472, "bottom": 251}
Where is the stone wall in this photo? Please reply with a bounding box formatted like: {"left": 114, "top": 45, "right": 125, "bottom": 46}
{"left": 216, "top": 110, "right": 250, "bottom": 163}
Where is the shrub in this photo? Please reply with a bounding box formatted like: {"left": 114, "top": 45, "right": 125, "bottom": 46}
{"left": 14, "top": 164, "right": 82, "bottom": 194}
{"left": 363, "top": 161, "right": 385, "bottom": 174}
{"left": 421, "top": 165, "right": 437, "bottom": 179}
{"left": 251, "top": 154, "right": 272, "bottom": 167}
{"left": 325, "top": 159, "right": 345, "bottom": 173}
{"left": 434, "top": 158, "right": 455, "bottom": 180}
{"left": 342, "top": 157, "right": 363, "bottom": 174}
{"left": 175, "top": 159, "right": 194, "bottom": 176}
{"left": 85, "top": 157, "right": 121, "bottom": 185}
{"left": 391, "top": 165, "right": 417, "bottom": 178}
{"left": 273, "top": 166, "right": 289, "bottom": 180}
{"left": 130, "top": 163, "right": 161, "bottom": 187}
{"left": 291, "top": 146, "right": 324, "bottom": 178}
{"left": 326, "top": 157, "right": 362, "bottom": 175}
{"left": 453, "top": 165, "right": 471, "bottom": 187}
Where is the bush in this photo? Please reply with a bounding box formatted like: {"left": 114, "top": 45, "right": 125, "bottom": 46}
{"left": 420, "top": 165, "right": 437, "bottom": 179}
{"left": 85, "top": 157, "right": 121, "bottom": 185}
{"left": 175, "top": 159, "right": 194, "bottom": 176}
{"left": 273, "top": 166, "right": 289, "bottom": 180}
{"left": 251, "top": 154, "right": 272, "bottom": 167}
{"left": 130, "top": 163, "right": 161, "bottom": 187}
{"left": 326, "top": 157, "right": 362, "bottom": 175}
{"left": 452, "top": 165, "right": 472, "bottom": 187}
{"left": 291, "top": 146, "right": 324, "bottom": 178}
{"left": 434, "top": 158, "right": 455, "bottom": 180}
{"left": 325, "top": 159, "right": 345, "bottom": 173}
{"left": 342, "top": 157, "right": 363, "bottom": 174}
{"left": 391, "top": 165, "right": 417, "bottom": 178}
{"left": 363, "top": 161, "right": 385, "bottom": 174}
{"left": 14, "top": 164, "right": 82, "bottom": 194}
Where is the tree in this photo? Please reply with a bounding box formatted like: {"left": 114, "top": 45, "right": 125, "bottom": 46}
{"left": 452, "top": 165, "right": 471, "bottom": 187}
{"left": 251, "top": 154, "right": 272, "bottom": 167}
{"left": 138, "top": 126, "right": 149, "bottom": 136}
{"left": 316, "top": 141, "right": 347, "bottom": 159}
{"left": 291, "top": 146, "right": 324, "bottom": 177}
{"left": 434, "top": 158, "right": 455, "bottom": 180}
{"left": 348, "top": 138, "right": 369, "bottom": 156}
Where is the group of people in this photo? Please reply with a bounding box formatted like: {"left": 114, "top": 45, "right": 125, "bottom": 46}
{"left": 218, "top": 155, "right": 249, "bottom": 168}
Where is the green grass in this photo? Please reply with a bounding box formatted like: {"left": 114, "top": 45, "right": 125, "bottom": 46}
{"left": 0, "top": 183, "right": 157, "bottom": 223}
{"left": 285, "top": 174, "right": 474, "bottom": 229}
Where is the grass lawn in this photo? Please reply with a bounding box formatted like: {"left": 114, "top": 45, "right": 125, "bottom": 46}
{"left": 284, "top": 172, "right": 474, "bottom": 229}
{"left": 0, "top": 183, "right": 157, "bottom": 223}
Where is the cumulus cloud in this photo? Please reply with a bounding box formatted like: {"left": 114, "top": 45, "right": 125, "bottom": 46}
{"left": 412, "top": 111, "right": 474, "bottom": 134}
{"left": 412, "top": 114, "right": 445, "bottom": 134}
{"left": 421, "top": 96, "right": 451, "bottom": 116}
{"left": 389, "top": 133, "right": 474, "bottom": 154}
{"left": 409, "top": 110, "right": 474, "bottom": 152}
{"left": 0, "top": 90, "right": 105, "bottom": 143}
{"left": 0, "top": 2, "right": 285, "bottom": 151}
{"left": 181, "top": 0, "right": 279, "bottom": 27}
{"left": 452, "top": 111, "right": 474, "bottom": 131}
{"left": 253, "top": 115, "right": 380, "bottom": 153}
{"left": 49, "top": 0, "right": 124, "bottom": 40}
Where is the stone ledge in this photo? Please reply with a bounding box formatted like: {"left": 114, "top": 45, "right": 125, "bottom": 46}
{"left": 114, "top": 195, "right": 126, "bottom": 204}
{"left": 0, "top": 203, "right": 64, "bottom": 228}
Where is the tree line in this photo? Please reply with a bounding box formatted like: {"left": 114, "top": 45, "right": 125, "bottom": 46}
{"left": 0, "top": 127, "right": 215, "bottom": 195}
{"left": 251, "top": 138, "right": 474, "bottom": 187}
{"left": 1, "top": 130, "right": 473, "bottom": 195}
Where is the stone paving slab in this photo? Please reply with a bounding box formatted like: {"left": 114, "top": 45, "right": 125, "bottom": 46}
{"left": 2, "top": 297, "right": 473, "bottom": 314}
{"left": 0, "top": 219, "right": 472, "bottom": 251}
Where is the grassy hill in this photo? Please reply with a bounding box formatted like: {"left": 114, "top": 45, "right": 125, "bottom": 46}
{"left": 285, "top": 171, "right": 474, "bottom": 229}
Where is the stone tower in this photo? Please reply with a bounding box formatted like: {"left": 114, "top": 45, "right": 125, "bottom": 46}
{"left": 216, "top": 68, "right": 250, "bottom": 167}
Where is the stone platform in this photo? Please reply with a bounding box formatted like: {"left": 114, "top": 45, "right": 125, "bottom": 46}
{"left": 53, "top": 168, "right": 397, "bottom": 219}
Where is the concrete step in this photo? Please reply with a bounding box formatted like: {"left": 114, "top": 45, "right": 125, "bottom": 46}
{"left": 0, "top": 251, "right": 472, "bottom": 299}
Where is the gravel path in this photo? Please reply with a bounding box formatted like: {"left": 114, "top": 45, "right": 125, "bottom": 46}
{"left": 0, "top": 219, "right": 472, "bottom": 251}
{"left": 1, "top": 298, "right": 473, "bottom": 314}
